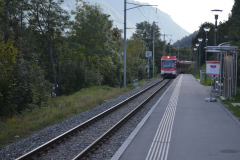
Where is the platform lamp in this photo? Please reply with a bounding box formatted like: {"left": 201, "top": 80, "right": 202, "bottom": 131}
{"left": 211, "top": 9, "right": 222, "bottom": 89}
{"left": 198, "top": 38, "right": 203, "bottom": 79}
{"left": 211, "top": 9, "right": 223, "bottom": 58}
{"left": 194, "top": 48, "right": 197, "bottom": 74}
{"left": 195, "top": 43, "right": 199, "bottom": 75}
{"left": 204, "top": 27, "right": 210, "bottom": 82}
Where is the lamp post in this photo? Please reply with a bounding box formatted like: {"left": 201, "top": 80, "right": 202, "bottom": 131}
{"left": 204, "top": 27, "right": 210, "bottom": 82}
{"left": 211, "top": 9, "right": 223, "bottom": 58}
{"left": 204, "top": 27, "right": 210, "bottom": 46}
{"left": 195, "top": 43, "right": 199, "bottom": 75}
{"left": 198, "top": 38, "right": 203, "bottom": 78}
{"left": 194, "top": 48, "right": 197, "bottom": 74}
{"left": 153, "top": 21, "right": 158, "bottom": 78}
{"left": 211, "top": 9, "right": 222, "bottom": 89}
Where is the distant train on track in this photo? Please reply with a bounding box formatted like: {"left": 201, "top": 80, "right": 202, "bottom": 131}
{"left": 161, "top": 56, "right": 188, "bottom": 78}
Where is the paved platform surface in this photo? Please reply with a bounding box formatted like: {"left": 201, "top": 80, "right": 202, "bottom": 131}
{"left": 111, "top": 74, "right": 240, "bottom": 160}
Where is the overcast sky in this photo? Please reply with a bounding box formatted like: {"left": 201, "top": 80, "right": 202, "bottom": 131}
{"left": 135, "top": 0, "right": 234, "bottom": 33}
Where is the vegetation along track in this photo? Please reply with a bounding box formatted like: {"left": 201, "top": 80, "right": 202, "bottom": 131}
{"left": 16, "top": 78, "right": 171, "bottom": 160}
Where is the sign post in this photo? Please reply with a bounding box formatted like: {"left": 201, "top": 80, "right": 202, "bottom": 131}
{"left": 205, "top": 61, "right": 220, "bottom": 102}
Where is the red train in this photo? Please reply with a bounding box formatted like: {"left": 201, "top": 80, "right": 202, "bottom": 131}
{"left": 161, "top": 56, "right": 187, "bottom": 78}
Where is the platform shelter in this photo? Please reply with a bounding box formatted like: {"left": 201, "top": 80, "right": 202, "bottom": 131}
{"left": 205, "top": 43, "right": 238, "bottom": 99}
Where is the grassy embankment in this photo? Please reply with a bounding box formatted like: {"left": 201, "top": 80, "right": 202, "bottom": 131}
{"left": 0, "top": 74, "right": 161, "bottom": 149}
{"left": 186, "top": 63, "right": 240, "bottom": 119}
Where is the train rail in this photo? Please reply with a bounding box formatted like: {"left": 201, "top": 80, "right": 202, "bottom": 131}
{"left": 16, "top": 78, "right": 171, "bottom": 160}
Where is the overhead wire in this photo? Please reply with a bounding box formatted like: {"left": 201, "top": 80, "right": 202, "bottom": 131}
{"left": 124, "top": 0, "right": 171, "bottom": 41}
{"left": 112, "top": 20, "right": 135, "bottom": 35}
{"left": 129, "top": 0, "right": 150, "bottom": 22}
{"left": 150, "top": 7, "right": 166, "bottom": 35}
{"left": 128, "top": 0, "right": 167, "bottom": 36}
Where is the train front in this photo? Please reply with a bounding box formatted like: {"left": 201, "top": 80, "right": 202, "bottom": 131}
{"left": 161, "top": 56, "right": 177, "bottom": 78}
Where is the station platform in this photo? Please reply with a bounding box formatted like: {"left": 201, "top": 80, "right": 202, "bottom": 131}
{"left": 111, "top": 74, "right": 240, "bottom": 160}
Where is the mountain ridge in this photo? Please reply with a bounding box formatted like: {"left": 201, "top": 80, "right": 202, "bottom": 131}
{"left": 61, "top": 0, "right": 190, "bottom": 42}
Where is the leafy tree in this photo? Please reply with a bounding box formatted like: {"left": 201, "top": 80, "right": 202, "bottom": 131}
{"left": 228, "top": 0, "right": 240, "bottom": 85}
{"left": 132, "top": 21, "right": 161, "bottom": 52}
{"left": 67, "top": 0, "right": 122, "bottom": 88}
{"left": 218, "top": 21, "right": 230, "bottom": 44}
{"left": 0, "top": 0, "right": 27, "bottom": 41}
{"left": 228, "top": 0, "right": 240, "bottom": 48}
{"left": 26, "top": 0, "right": 70, "bottom": 88}
{"left": 70, "top": 0, "right": 112, "bottom": 63}
{"left": 126, "top": 37, "right": 147, "bottom": 82}
{"left": 0, "top": 37, "right": 17, "bottom": 113}
{"left": 132, "top": 21, "right": 162, "bottom": 74}
{"left": 0, "top": 0, "right": 51, "bottom": 116}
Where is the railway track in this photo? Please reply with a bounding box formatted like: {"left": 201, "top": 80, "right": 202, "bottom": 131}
{"left": 16, "top": 78, "right": 171, "bottom": 160}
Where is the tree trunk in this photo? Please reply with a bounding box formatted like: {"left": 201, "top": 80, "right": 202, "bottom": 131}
{"left": 50, "top": 43, "right": 57, "bottom": 87}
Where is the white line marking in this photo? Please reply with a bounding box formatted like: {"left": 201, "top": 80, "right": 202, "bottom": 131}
{"left": 146, "top": 75, "right": 183, "bottom": 160}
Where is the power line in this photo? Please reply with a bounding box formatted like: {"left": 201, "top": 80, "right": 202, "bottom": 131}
{"left": 150, "top": 6, "right": 166, "bottom": 35}
{"left": 129, "top": 0, "right": 150, "bottom": 22}
{"left": 113, "top": 20, "right": 124, "bottom": 24}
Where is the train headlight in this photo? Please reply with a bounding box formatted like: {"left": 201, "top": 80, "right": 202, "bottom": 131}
{"left": 172, "top": 70, "right": 176, "bottom": 74}
{"left": 161, "top": 70, "right": 165, "bottom": 74}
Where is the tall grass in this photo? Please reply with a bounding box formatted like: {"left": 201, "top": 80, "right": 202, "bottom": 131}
{"left": 0, "top": 86, "right": 129, "bottom": 148}
{"left": 0, "top": 75, "right": 161, "bottom": 149}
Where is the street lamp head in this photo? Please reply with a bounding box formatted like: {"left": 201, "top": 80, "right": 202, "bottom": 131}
{"left": 211, "top": 9, "right": 223, "bottom": 19}
{"left": 211, "top": 9, "right": 223, "bottom": 15}
{"left": 194, "top": 48, "right": 197, "bottom": 51}
{"left": 204, "top": 27, "right": 210, "bottom": 32}
{"left": 195, "top": 43, "right": 199, "bottom": 47}
{"left": 198, "top": 38, "right": 203, "bottom": 43}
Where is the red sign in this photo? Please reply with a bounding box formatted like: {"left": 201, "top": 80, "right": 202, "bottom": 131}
{"left": 210, "top": 65, "right": 216, "bottom": 68}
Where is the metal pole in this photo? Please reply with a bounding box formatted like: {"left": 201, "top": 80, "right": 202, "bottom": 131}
{"left": 199, "top": 43, "right": 201, "bottom": 78}
{"left": 195, "top": 49, "right": 197, "bottom": 74}
{"left": 213, "top": 15, "right": 218, "bottom": 89}
{"left": 178, "top": 44, "right": 179, "bottom": 60}
{"left": 214, "top": 15, "right": 218, "bottom": 57}
{"left": 235, "top": 52, "right": 238, "bottom": 95}
{"left": 219, "top": 52, "right": 223, "bottom": 95}
{"left": 148, "top": 55, "right": 149, "bottom": 80}
{"left": 194, "top": 50, "right": 196, "bottom": 73}
{"left": 123, "top": 0, "right": 126, "bottom": 87}
{"left": 205, "top": 32, "right": 208, "bottom": 82}
{"left": 163, "top": 34, "right": 165, "bottom": 56}
{"left": 197, "top": 47, "right": 199, "bottom": 74}
{"left": 153, "top": 21, "right": 155, "bottom": 78}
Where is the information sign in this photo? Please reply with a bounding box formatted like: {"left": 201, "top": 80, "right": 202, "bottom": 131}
{"left": 145, "top": 51, "right": 152, "bottom": 57}
{"left": 206, "top": 61, "right": 220, "bottom": 75}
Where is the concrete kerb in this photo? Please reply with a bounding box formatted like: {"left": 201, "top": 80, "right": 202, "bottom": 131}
{"left": 217, "top": 99, "right": 240, "bottom": 126}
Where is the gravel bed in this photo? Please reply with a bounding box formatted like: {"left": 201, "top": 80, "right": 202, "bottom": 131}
{"left": 87, "top": 79, "right": 173, "bottom": 160}
{"left": 0, "top": 78, "right": 167, "bottom": 160}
